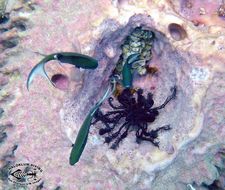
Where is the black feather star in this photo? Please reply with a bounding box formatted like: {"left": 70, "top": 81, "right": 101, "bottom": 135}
{"left": 92, "top": 86, "right": 176, "bottom": 149}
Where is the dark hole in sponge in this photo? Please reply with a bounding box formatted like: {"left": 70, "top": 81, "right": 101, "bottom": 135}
{"left": 51, "top": 74, "right": 69, "bottom": 90}
{"left": 0, "top": 13, "right": 10, "bottom": 24}
{"left": 168, "top": 23, "right": 187, "bottom": 41}
{"left": 12, "top": 21, "right": 27, "bottom": 31}
{"left": 2, "top": 37, "right": 19, "bottom": 49}
{"left": 0, "top": 28, "right": 8, "bottom": 33}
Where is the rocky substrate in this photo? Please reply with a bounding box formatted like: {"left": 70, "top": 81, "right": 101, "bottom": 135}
{"left": 0, "top": 0, "right": 224, "bottom": 189}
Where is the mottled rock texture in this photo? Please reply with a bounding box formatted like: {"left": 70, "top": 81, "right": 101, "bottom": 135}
{"left": 0, "top": 0, "right": 224, "bottom": 190}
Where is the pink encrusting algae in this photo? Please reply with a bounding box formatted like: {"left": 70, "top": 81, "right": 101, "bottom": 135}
{"left": 0, "top": 0, "right": 224, "bottom": 190}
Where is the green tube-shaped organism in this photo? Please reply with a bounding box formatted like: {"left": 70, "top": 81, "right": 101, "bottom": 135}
{"left": 122, "top": 53, "right": 140, "bottom": 88}
{"left": 122, "top": 61, "right": 132, "bottom": 88}
{"left": 55, "top": 52, "right": 98, "bottom": 69}
{"left": 26, "top": 52, "right": 98, "bottom": 90}
{"left": 69, "top": 77, "right": 116, "bottom": 165}
{"left": 69, "top": 109, "right": 94, "bottom": 165}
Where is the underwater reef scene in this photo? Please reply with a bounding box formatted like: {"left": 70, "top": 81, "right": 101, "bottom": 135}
{"left": 0, "top": 0, "right": 225, "bottom": 189}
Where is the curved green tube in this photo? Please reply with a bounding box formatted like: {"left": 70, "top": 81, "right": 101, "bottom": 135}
{"left": 122, "top": 53, "right": 140, "bottom": 88}
{"left": 69, "top": 77, "right": 116, "bottom": 165}
{"left": 69, "top": 109, "right": 94, "bottom": 165}
{"left": 55, "top": 52, "right": 98, "bottom": 69}
{"left": 26, "top": 54, "right": 55, "bottom": 90}
{"left": 26, "top": 52, "right": 98, "bottom": 90}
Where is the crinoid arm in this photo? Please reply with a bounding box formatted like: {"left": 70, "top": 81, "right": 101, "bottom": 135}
{"left": 153, "top": 86, "right": 177, "bottom": 110}
{"left": 92, "top": 87, "right": 176, "bottom": 149}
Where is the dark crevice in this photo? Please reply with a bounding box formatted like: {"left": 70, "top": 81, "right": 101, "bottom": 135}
{"left": 202, "top": 180, "right": 225, "bottom": 190}
{"left": 0, "top": 121, "right": 8, "bottom": 151}
{"left": 1, "top": 37, "right": 19, "bottom": 49}
{"left": 0, "top": 107, "right": 4, "bottom": 118}
{"left": 36, "top": 181, "right": 44, "bottom": 190}
{"left": 0, "top": 123, "right": 13, "bottom": 133}
{"left": 0, "top": 145, "right": 18, "bottom": 183}
{"left": 11, "top": 21, "right": 27, "bottom": 31}
{"left": 0, "top": 161, "right": 11, "bottom": 181}
{"left": 0, "top": 94, "right": 15, "bottom": 104}
{"left": 0, "top": 132, "right": 7, "bottom": 144}
{"left": 0, "top": 28, "right": 8, "bottom": 33}
{"left": 0, "top": 13, "right": 10, "bottom": 24}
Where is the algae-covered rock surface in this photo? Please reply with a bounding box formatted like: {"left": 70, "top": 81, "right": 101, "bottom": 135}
{"left": 0, "top": 0, "right": 224, "bottom": 189}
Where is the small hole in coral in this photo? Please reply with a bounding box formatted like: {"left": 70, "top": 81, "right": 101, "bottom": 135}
{"left": 0, "top": 13, "right": 10, "bottom": 24}
{"left": 2, "top": 37, "right": 19, "bottom": 49}
{"left": 12, "top": 21, "right": 27, "bottom": 31}
{"left": 51, "top": 74, "right": 69, "bottom": 90}
{"left": 168, "top": 23, "right": 187, "bottom": 41}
